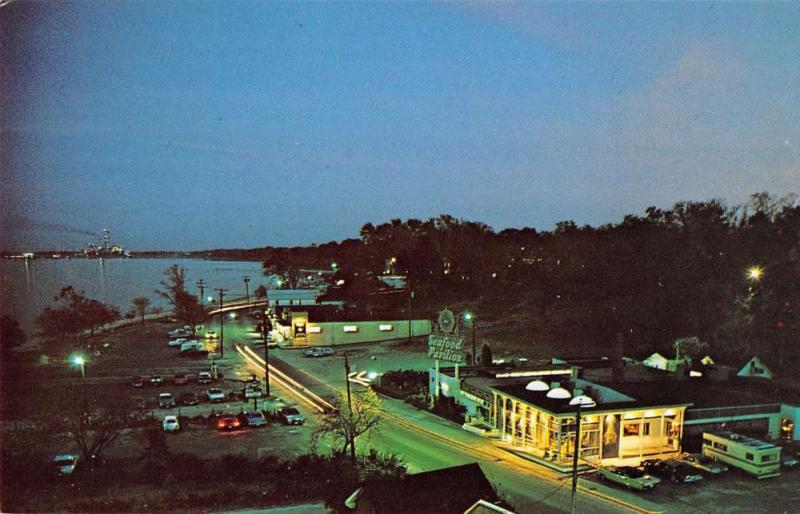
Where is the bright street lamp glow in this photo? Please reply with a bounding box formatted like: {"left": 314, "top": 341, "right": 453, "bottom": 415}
{"left": 207, "top": 296, "right": 214, "bottom": 302}
{"left": 464, "top": 312, "right": 472, "bottom": 321}
{"left": 747, "top": 266, "right": 764, "bottom": 281}
{"left": 71, "top": 355, "right": 85, "bottom": 366}
{"left": 367, "top": 371, "right": 378, "bottom": 380}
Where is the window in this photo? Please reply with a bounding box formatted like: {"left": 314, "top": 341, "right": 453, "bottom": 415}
{"left": 307, "top": 326, "right": 322, "bottom": 333}
{"left": 746, "top": 453, "right": 754, "bottom": 461}
{"left": 623, "top": 423, "right": 640, "bottom": 436}
{"left": 379, "top": 324, "right": 393, "bottom": 331}
{"left": 643, "top": 422, "right": 651, "bottom": 436}
{"left": 703, "top": 438, "right": 712, "bottom": 447}
{"left": 713, "top": 442, "right": 728, "bottom": 452}
{"left": 343, "top": 325, "right": 358, "bottom": 332}
{"left": 762, "top": 454, "right": 775, "bottom": 463}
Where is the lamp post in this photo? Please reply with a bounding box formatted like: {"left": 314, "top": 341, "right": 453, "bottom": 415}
{"left": 464, "top": 312, "right": 476, "bottom": 365}
{"left": 243, "top": 275, "right": 251, "bottom": 304}
{"left": 568, "top": 394, "right": 596, "bottom": 513}
{"left": 407, "top": 286, "right": 414, "bottom": 345}
{"left": 215, "top": 288, "right": 228, "bottom": 359}
{"left": 262, "top": 318, "right": 272, "bottom": 397}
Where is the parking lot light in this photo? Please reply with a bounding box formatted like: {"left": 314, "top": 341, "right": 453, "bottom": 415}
{"left": 70, "top": 354, "right": 87, "bottom": 378}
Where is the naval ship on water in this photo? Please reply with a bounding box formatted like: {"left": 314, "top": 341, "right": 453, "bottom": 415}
{"left": 83, "top": 229, "right": 131, "bottom": 258}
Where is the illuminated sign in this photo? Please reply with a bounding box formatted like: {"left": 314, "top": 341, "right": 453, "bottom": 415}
{"left": 428, "top": 334, "right": 464, "bottom": 363}
{"left": 379, "top": 324, "right": 393, "bottom": 332}
{"left": 293, "top": 323, "right": 306, "bottom": 338}
{"left": 307, "top": 326, "right": 322, "bottom": 333}
{"left": 343, "top": 325, "right": 358, "bottom": 333}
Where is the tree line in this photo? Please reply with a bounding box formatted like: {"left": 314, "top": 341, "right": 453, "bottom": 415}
{"left": 249, "top": 192, "right": 799, "bottom": 368}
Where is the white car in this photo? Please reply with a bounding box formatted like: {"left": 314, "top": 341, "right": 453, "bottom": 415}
{"left": 168, "top": 338, "right": 189, "bottom": 347}
{"left": 207, "top": 388, "right": 225, "bottom": 402}
{"left": 52, "top": 454, "right": 79, "bottom": 475}
{"left": 162, "top": 415, "right": 180, "bottom": 432}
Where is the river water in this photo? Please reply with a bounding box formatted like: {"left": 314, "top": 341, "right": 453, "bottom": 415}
{"left": 0, "top": 258, "right": 270, "bottom": 332}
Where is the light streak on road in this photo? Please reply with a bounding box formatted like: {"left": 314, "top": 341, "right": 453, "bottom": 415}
{"left": 235, "top": 344, "right": 333, "bottom": 412}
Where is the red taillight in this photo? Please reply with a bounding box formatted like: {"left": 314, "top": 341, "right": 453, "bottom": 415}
{"left": 233, "top": 420, "right": 240, "bottom": 427}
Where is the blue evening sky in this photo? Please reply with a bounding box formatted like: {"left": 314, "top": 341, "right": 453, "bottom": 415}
{"left": 2, "top": 1, "right": 798, "bottom": 250}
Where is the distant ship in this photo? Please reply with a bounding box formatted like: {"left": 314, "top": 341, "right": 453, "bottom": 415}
{"left": 83, "top": 229, "right": 131, "bottom": 258}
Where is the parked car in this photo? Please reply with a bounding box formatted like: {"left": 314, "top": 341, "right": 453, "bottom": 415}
{"left": 596, "top": 466, "right": 661, "bottom": 491}
{"left": 205, "top": 330, "right": 219, "bottom": 339}
{"left": 643, "top": 459, "right": 703, "bottom": 484}
{"left": 207, "top": 388, "right": 225, "bottom": 403}
{"left": 173, "top": 373, "right": 189, "bottom": 385}
{"left": 162, "top": 415, "right": 180, "bottom": 432}
{"left": 197, "top": 371, "right": 212, "bottom": 384}
{"left": 781, "top": 451, "right": 799, "bottom": 468}
{"left": 168, "top": 329, "right": 189, "bottom": 338}
{"left": 216, "top": 413, "right": 241, "bottom": 430}
{"left": 180, "top": 341, "right": 205, "bottom": 353}
{"left": 179, "top": 392, "right": 199, "bottom": 406}
{"left": 244, "top": 386, "right": 263, "bottom": 399}
{"left": 279, "top": 406, "right": 305, "bottom": 425}
{"left": 679, "top": 453, "right": 728, "bottom": 474}
{"left": 150, "top": 375, "right": 164, "bottom": 387}
{"left": 243, "top": 411, "right": 268, "bottom": 427}
{"left": 168, "top": 338, "right": 189, "bottom": 347}
{"left": 303, "top": 347, "right": 334, "bottom": 358}
{"left": 158, "top": 392, "right": 176, "bottom": 408}
{"left": 131, "top": 376, "right": 144, "bottom": 388}
{"left": 52, "top": 453, "right": 79, "bottom": 475}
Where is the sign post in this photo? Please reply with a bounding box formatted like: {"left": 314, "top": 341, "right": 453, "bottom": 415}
{"left": 429, "top": 309, "right": 465, "bottom": 399}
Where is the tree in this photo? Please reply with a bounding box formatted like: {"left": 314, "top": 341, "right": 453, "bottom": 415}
{"left": 480, "top": 343, "right": 493, "bottom": 366}
{"left": 311, "top": 388, "right": 382, "bottom": 466}
{"left": 673, "top": 336, "right": 709, "bottom": 363}
{"left": 254, "top": 284, "right": 267, "bottom": 299}
{"left": 42, "top": 388, "right": 143, "bottom": 466}
{"left": 0, "top": 315, "right": 25, "bottom": 354}
{"left": 156, "top": 265, "right": 208, "bottom": 334}
{"left": 131, "top": 297, "right": 151, "bottom": 324}
{"left": 36, "top": 286, "right": 120, "bottom": 342}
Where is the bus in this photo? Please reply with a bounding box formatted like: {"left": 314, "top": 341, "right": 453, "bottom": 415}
{"left": 702, "top": 431, "right": 781, "bottom": 479}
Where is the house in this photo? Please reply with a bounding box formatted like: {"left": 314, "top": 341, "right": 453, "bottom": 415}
{"left": 737, "top": 356, "right": 775, "bottom": 380}
{"left": 344, "top": 463, "right": 503, "bottom": 513}
{"left": 642, "top": 352, "right": 690, "bottom": 372}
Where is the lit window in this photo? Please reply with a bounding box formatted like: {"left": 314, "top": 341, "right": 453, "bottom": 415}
{"left": 379, "top": 324, "right": 393, "bottom": 331}
{"left": 307, "top": 326, "right": 322, "bottom": 333}
{"left": 343, "top": 325, "right": 358, "bottom": 333}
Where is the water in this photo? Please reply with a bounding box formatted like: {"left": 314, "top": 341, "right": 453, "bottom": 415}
{"left": 0, "top": 258, "right": 271, "bottom": 332}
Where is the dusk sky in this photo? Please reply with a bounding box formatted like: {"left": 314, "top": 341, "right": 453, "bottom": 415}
{"left": 2, "top": 1, "right": 798, "bottom": 251}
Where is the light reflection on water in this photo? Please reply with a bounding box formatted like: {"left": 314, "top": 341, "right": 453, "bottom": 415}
{"left": 0, "top": 258, "right": 269, "bottom": 332}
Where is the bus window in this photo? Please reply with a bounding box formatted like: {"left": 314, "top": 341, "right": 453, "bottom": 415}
{"left": 746, "top": 453, "right": 754, "bottom": 461}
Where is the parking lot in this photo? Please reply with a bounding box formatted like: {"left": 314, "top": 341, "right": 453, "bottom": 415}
{"left": 582, "top": 461, "right": 800, "bottom": 513}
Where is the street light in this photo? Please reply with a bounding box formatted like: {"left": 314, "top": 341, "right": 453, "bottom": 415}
{"left": 747, "top": 265, "right": 764, "bottom": 282}
{"left": 243, "top": 275, "right": 251, "bottom": 304}
{"left": 464, "top": 312, "right": 476, "bottom": 365}
{"left": 71, "top": 354, "right": 87, "bottom": 378}
{"left": 569, "top": 394, "right": 597, "bottom": 513}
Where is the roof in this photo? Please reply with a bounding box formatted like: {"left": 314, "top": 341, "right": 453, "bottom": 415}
{"left": 353, "top": 463, "right": 498, "bottom": 513}
{"left": 493, "top": 380, "right": 690, "bottom": 415}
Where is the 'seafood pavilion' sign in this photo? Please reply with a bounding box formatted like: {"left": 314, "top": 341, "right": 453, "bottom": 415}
{"left": 428, "top": 334, "right": 465, "bottom": 364}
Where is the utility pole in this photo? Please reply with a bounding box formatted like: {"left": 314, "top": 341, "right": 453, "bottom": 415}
{"left": 343, "top": 351, "right": 356, "bottom": 465}
{"left": 215, "top": 288, "right": 228, "bottom": 359}
{"left": 261, "top": 318, "right": 272, "bottom": 397}
{"left": 196, "top": 279, "right": 206, "bottom": 304}
{"left": 407, "top": 283, "right": 414, "bottom": 344}
{"left": 243, "top": 275, "right": 250, "bottom": 304}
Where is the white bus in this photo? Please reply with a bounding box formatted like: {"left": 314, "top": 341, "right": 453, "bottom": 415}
{"left": 702, "top": 431, "right": 781, "bottom": 479}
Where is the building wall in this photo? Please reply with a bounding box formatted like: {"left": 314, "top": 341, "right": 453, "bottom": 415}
{"left": 289, "top": 316, "right": 431, "bottom": 346}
